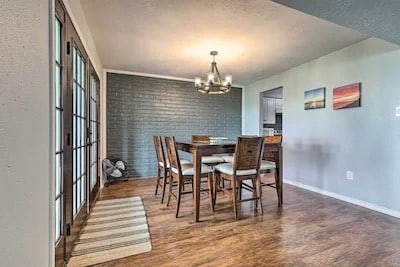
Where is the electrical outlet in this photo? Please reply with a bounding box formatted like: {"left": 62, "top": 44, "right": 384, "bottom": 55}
{"left": 396, "top": 106, "right": 400, "bottom": 117}
{"left": 346, "top": 171, "right": 353, "bottom": 180}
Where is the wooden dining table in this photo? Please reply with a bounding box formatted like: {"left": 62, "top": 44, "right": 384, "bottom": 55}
{"left": 176, "top": 139, "right": 282, "bottom": 222}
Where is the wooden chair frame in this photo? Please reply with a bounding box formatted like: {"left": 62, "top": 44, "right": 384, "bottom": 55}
{"left": 191, "top": 135, "right": 212, "bottom": 143}
{"left": 165, "top": 136, "right": 214, "bottom": 218}
{"left": 261, "top": 136, "right": 282, "bottom": 203}
{"left": 213, "top": 136, "right": 264, "bottom": 219}
{"left": 153, "top": 135, "right": 169, "bottom": 203}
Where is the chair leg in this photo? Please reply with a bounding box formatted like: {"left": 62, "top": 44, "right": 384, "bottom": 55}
{"left": 191, "top": 180, "right": 194, "bottom": 199}
{"left": 274, "top": 170, "right": 281, "bottom": 205}
{"left": 232, "top": 177, "right": 238, "bottom": 219}
{"left": 257, "top": 175, "right": 264, "bottom": 214}
{"left": 252, "top": 178, "right": 258, "bottom": 210}
{"left": 213, "top": 172, "right": 219, "bottom": 208}
{"left": 166, "top": 173, "right": 173, "bottom": 207}
{"left": 238, "top": 181, "right": 242, "bottom": 200}
{"left": 175, "top": 178, "right": 183, "bottom": 218}
{"left": 160, "top": 168, "right": 168, "bottom": 203}
{"left": 207, "top": 173, "right": 214, "bottom": 212}
{"left": 155, "top": 167, "right": 161, "bottom": 196}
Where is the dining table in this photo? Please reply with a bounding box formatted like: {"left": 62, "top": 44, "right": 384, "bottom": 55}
{"left": 175, "top": 138, "right": 282, "bottom": 222}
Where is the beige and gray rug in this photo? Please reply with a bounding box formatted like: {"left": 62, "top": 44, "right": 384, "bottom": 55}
{"left": 68, "top": 197, "right": 152, "bottom": 267}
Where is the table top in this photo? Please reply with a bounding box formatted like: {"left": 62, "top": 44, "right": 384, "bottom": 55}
{"left": 176, "top": 139, "right": 281, "bottom": 147}
{"left": 176, "top": 139, "right": 236, "bottom": 146}
{"left": 175, "top": 140, "right": 236, "bottom": 154}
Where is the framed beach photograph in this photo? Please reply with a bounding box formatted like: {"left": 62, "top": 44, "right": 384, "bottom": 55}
{"left": 304, "top": 87, "right": 325, "bottom": 110}
{"left": 333, "top": 82, "right": 361, "bottom": 110}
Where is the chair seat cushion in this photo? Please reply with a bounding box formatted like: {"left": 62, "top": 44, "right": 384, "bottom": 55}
{"left": 221, "top": 155, "right": 234, "bottom": 163}
{"left": 171, "top": 163, "right": 213, "bottom": 176}
{"left": 260, "top": 160, "right": 276, "bottom": 170}
{"left": 201, "top": 156, "right": 225, "bottom": 164}
{"left": 215, "top": 163, "right": 257, "bottom": 176}
{"left": 159, "top": 159, "right": 191, "bottom": 168}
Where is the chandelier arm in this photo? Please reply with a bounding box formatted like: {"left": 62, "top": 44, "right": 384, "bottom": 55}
{"left": 208, "top": 63, "right": 213, "bottom": 75}
{"left": 213, "top": 63, "right": 223, "bottom": 84}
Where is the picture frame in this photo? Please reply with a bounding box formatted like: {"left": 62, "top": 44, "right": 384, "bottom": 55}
{"left": 304, "top": 87, "right": 325, "bottom": 110}
{"left": 333, "top": 82, "right": 361, "bottom": 110}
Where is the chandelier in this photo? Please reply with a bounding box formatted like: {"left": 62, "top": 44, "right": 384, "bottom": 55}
{"left": 194, "top": 51, "right": 232, "bottom": 95}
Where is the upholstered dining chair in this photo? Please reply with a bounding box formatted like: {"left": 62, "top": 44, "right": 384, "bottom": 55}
{"left": 164, "top": 136, "right": 215, "bottom": 218}
{"left": 213, "top": 136, "right": 264, "bottom": 219}
{"left": 191, "top": 135, "right": 225, "bottom": 166}
{"left": 259, "top": 135, "right": 282, "bottom": 204}
{"left": 219, "top": 135, "right": 258, "bottom": 164}
{"left": 153, "top": 135, "right": 190, "bottom": 203}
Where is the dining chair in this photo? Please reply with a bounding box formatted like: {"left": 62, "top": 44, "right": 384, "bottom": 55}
{"left": 220, "top": 135, "right": 257, "bottom": 163}
{"left": 191, "top": 135, "right": 225, "bottom": 165}
{"left": 260, "top": 135, "right": 282, "bottom": 204}
{"left": 153, "top": 135, "right": 190, "bottom": 203}
{"left": 213, "top": 136, "right": 264, "bottom": 219}
{"left": 165, "top": 136, "right": 215, "bottom": 218}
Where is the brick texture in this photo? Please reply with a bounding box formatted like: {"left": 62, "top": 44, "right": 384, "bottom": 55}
{"left": 106, "top": 73, "right": 242, "bottom": 178}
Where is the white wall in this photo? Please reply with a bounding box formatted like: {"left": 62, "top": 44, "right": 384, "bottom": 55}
{"left": 0, "top": 0, "right": 52, "bottom": 266}
{"left": 243, "top": 38, "right": 400, "bottom": 216}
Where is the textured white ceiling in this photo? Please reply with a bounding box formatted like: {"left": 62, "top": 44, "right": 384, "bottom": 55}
{"left": 80, "top": 0, "right": 367, "bottom": 85}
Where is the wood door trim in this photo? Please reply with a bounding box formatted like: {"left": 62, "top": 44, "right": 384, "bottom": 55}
{"left": 88, "top": 60, "right": 100, "bottom": 206}
{"left": 55, "top": 0, "right": 67, "bottom": 265}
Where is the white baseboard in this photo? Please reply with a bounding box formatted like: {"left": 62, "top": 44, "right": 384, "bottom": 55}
{"left": 283, "top": 179, "right": 400, "bottom": 219}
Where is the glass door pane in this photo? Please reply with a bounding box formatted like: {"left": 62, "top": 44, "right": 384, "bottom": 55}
{"left": 72, "top": 45, "right": 87, "bottom": 217}
{"left": 89, "top": 75, "right": 98, "bottom": 190}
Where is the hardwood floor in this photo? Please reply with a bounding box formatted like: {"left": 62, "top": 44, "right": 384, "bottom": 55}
{"left": 93, "top": 174, "right": 400, "bottom": 266}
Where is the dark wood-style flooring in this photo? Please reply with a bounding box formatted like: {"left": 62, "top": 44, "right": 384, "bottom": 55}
{"left": 93, "top": 174, "right": 400, "bottom": 266}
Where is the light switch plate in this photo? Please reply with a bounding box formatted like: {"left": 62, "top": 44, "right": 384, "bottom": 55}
{"left": 396, "top": 106, "right": 400, "bottom": 117}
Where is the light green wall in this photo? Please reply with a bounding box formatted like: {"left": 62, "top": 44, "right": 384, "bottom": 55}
{"left": 243, "top": 38, "right": 400, "bottom": 215}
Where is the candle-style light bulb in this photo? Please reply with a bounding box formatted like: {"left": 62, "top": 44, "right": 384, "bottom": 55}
{"left": 225, "top": 75, "right": 232, "bottom": 85}
{"left": 207, "top": 73, "right": 214, "bottom": 83}
{"left": 194, "top": 77, "right": 201, "bottom": 87}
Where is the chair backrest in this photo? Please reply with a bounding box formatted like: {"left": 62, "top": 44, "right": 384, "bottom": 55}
{"left": 192, "top": 135, "right": 211, "bottom": 142}
{"left": 263, "top": 135, "right": 282, "bottom": 162}
{"left": 233, "top": 136, "right": 264, "bottom": 171}
{"left": 164, "top": 136, "right": 181, "bottom": 174}
{"left": 264, "top": 135, "right": 282, "bottom": 144}
{"left": 153, "top": 135, "right": 166, "bottom": 165}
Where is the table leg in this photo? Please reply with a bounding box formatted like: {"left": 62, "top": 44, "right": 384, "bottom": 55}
{"left": 278, "top": 145, "right": 283, "bottom": 206}
{"left": 193, "top": 148, "right": 202, "bottom": 222}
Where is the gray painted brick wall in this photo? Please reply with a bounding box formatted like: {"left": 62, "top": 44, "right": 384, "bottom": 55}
{"left": 107, "top": 73, "right": 242, "bottom": 178}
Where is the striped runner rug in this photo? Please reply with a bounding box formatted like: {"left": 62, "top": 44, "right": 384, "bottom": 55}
{"left": 67, "top": 197, "right": 152, "bottom": 266}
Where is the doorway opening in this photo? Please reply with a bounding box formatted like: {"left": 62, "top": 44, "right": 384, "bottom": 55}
{"left": 259, "top": 87, "right": 283, "bottom": 136}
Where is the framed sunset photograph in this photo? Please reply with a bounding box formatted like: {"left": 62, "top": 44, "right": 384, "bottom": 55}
{"left": 304, "top": 87, "right": 325, "bottom": 110}
{"left": 333, "top": 82, "right": 361, "bottom": 110}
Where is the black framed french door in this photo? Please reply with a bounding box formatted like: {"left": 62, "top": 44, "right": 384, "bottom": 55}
{"left": 63, "top": 17, "right": 90, "bottom": 264}
{"left": 71, "top": 41, "right": 88, "bottom": 218}
{"left": 54, "top": 2, "right": 101, "bottom": 265}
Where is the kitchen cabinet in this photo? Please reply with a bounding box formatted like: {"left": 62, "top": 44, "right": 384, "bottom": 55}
{"left": 263, "top": 97, "right": 276, "bottom": 124}
{"left": 275, "top": 98, "right": 283, "bottom": 113}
